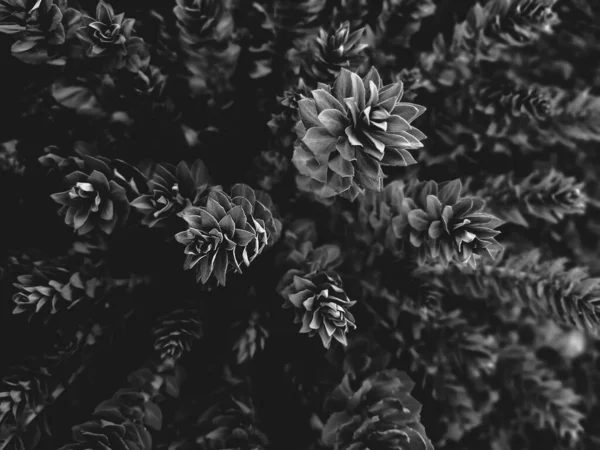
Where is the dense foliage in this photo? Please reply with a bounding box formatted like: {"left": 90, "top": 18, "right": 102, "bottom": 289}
{"left": 2, "top": 0, "right": 600, "bottom": 449}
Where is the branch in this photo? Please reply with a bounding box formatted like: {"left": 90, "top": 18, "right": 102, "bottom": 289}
{"left": 416, "top": 250, "right": 600, "bottom": 334}
{"left": 473, "top": 169, "right": 587, "bottom": 227}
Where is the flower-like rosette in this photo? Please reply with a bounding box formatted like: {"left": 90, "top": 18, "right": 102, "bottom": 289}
{"left": 393, "top": 179, "right": 503, "bottom": 267}
{"left": 94, "top": 389, "right": 151, "bottom": 423}
{"left": 293, "top": 67, "right": 427, "bottom": 202}
{"left": 51, "top": 168, "right": 130, "bottom": 235}
{"left": 59, "top": 393, "right": 153, "bottom": 450}
{"left": 323, "top": 370, "right": 433, "bottom": 450}
{"left": 281, "top": 270, "right": 356, "bottom": 348}
{"left": 175, "top": 186, "right": 280, "bottom": 287}
{"left": 228, "top": 184, "right": 282, "bottom": 252}
{"left": 77, "top": 0, "right": 149, "bottom": 71}
{"left": 305, "top": 21, "right": 367, "bottom": 83}
{"left": 89, "top": 14, "right": 129, "bottom": 46}
{"left": 78, "top": 1, "right": 132, "bottom": 54}
{"left": 0, "top": 0, "right": 82, "bottom": 64}
{"left": 131, "top": 159, "right": 212, "bottom": 228}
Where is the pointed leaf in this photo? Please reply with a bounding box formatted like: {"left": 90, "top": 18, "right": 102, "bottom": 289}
{"left": 333, "top": 69, "right": 365, "bottom": 110}
{"left": 318, "top": 109, "right": 348, "bottom": 135}
{"left": 312, "top": 89, "right": 346, "bottom": 114}
{"left": 302, "top": 127, "right": 337, "bottom": 155}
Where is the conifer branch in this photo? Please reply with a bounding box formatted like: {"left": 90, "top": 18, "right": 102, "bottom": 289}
{"left": 475, "top": 80, "right": 554, "bottom": 123}
{"left": 420, "top": 0, "right": 559, "bottom": 89}
{"left": 476, "top": 0, "right": 559, "bottom": 58}
{"left": 472, "top": 169, "right": 587, "bottom": 227}
{"left": 497, "top": 344, "right": 585, "bottom": 441}
{"left": 360, "top": 279, "right": 498, "bottom": 444}
{"left": 426, "top": 79, "right": 554, "bottom": 162}
{"left": 417, "top": 250, "right": 600, "bottom": 334}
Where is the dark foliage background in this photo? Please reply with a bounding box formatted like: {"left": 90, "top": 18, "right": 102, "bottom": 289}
{"left": 2, "top": 1, "right": 600, "bottom": 450}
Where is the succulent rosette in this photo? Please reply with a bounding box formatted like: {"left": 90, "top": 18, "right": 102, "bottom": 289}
{"left": 293, "top": 67, "right": 427, "bottom": 202}
{"left": 323, "top": 370, "right": 433, "bottom": 450}
{"left": 304, "top": 21, "right": 368, "bottom": 83}
{"left": 280, "top": 270, "right": 356, "bottom": 348}
{"left": 393, "top": 179, "right": 503, "bottom": 267}
{"left": 175, "top": 185, "right": 281, "bottom": 287}
{"left": 51, "top": 176, "right": 124, "bottom": 235}
{"left": 77, "top": 0, "right": 149, "bottom": 71}
{"left": 58, "top": 390, "right": 154, "bottom": 450}
{"left": 131, "top": 159, "right": 212, "bottom": 228}
{"left": 0, "top": 0, "right": 82, "bottom": 64}
{"left": 50, "top": 154, "right": 140, "bottom": 235}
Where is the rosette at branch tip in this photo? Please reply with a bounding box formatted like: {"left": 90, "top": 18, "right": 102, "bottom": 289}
{"left": 131, "top": 159, "right": 212, "bottom": 228}
{"left": 303, "top": 21, "right": 368, "bottom": 83}
{"left": 57, "top": 389, "right": 155, "bottom": 450}
{"left": 280, "top": 270, "right": 356, "bottom": 348}
{"left": 77, "top": 0, "right": 149, "bottom": 72}
{"left": 0, "top": 0, "right": 82, "bottom": 65}
{"left": 293, "top": 67, "right": 427, "bottom": 202}
{"left": 393, "top": 179, "right": 503, "bottom": 267}
{"left": 50, "top": 155, "right": 136, "bottom": 236}
{"left": 323, "top": 370, "right": 433, "bottom": 450}
{"left": 175, "top": 185, "right": 281, "bottom": 287}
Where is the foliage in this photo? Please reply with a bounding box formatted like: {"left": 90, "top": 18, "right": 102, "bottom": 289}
{"left": 3, "top": 1, "right": 600, "bottom": 450}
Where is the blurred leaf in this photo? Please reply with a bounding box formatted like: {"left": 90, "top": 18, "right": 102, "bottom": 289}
{"left": 51, "top": 81, "right": 106, "bottom": 118}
